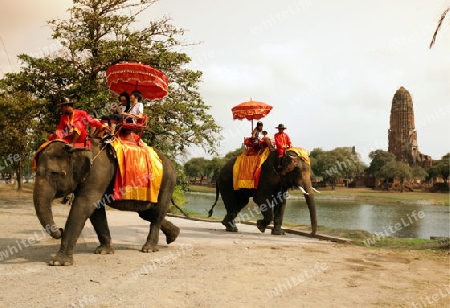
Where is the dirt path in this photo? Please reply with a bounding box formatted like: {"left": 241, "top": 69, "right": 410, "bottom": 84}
{"left": 0, "top": 185, "right": 449, "bottom": 307}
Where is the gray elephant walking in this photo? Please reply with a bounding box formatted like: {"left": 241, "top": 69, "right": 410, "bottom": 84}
{"left": 209, "top": 149, "right": 317, "bottom": 235}
{"left": 33, "top": 138, "right": 180, "bottom": 266}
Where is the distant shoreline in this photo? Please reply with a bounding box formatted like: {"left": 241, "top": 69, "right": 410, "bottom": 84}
{"left": 187, "top": 185, "right": 450, "bottom": 206}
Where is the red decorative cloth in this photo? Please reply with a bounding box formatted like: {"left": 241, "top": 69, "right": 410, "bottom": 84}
{"left": 233, "top": 148, "right": 271, "bottom": 190}
{"left": 110, "top": 134, "right": 163, "bottom": 202}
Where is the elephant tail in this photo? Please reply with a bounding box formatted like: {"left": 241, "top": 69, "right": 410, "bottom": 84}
{"left": 208, "top": 182, "right": 220, "bottom": 217}
{"left": 171, "top": 198, "right": 190, "bottom": 218}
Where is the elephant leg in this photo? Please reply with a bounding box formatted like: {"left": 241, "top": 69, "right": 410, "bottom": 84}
{"left": 50, "top": 196, "right": 97, "bottom": 266}
{"left": 160, "top": 218, "right": 180, "bottom": 244}
{"left": 89, "top": 206, "right": 114, "bottom": 255}
{"left": 142, "top": 221, "right": 162, "bottom": 253}
{"left": 272, "top": 200, "right": 286, "bottom": 235}
{"left": 221, "top": 212, "right": 238, "bottom": 232}
{"left": 254, "top": 193, "right": 275, "bottom": 233}
{"left": 221, "top": 191, "right": 250, "bottom": 232}
{"left": 139, "top": 208, "right": 163, "bottom": 253}
{"left": 256, "top": 205, "right": 273, "bottom": 233}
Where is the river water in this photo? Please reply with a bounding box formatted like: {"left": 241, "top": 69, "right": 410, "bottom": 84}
{"left": 184, "top": 192, "right": 450, "bottom": 239}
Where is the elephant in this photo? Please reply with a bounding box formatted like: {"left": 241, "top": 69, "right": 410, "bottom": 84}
{"left": 209, "top": 149, "right": 317, "bottom": 235}
{"left": 33, "top": 138, "right": 180, "bottom": 266}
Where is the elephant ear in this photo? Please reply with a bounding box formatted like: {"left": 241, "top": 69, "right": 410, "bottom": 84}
{"left": 281, "top": 152, "right": 299, "bottom": 174}
{"left": 71, "top": 151, "right": 93, "bottom": 183}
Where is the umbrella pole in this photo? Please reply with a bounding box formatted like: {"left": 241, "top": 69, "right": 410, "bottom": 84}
{"left": 251, "top": 119, "right": 254, "bottom": 131}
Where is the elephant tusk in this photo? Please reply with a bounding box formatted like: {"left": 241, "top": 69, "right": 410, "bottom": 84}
{"left": 298, "top": 186, "right": 309, "bottom": 195}
{"left": 312, "top": 187, "right": 321, "bottom": 193}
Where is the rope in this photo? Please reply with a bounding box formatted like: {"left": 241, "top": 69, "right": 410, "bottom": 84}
{"left": 91, "top": 144, "right": 107, "bottom": 164}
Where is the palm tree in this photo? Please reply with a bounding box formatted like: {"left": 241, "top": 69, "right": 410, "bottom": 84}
{"left": 429, "top": 7, "right": 449, "bottom": 48}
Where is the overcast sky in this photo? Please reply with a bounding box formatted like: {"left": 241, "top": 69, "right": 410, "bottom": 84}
{"left": 1, "top": 0, "right": 449, "bottom": 163}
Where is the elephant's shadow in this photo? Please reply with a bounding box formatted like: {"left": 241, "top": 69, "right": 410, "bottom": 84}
{"left": 0, "top": 236, "right": 91, "bottom": 264}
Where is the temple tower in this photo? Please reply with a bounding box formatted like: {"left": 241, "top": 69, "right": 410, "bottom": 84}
{"left": 387, "top": 86, "right": 432, "bottom": 167}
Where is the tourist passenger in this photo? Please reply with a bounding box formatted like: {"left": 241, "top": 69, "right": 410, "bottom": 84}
{"left": 123, "top": 90, "right": 144, "bottom": 123}
{"left": 250, "top": 121, "right": 275, "bottom": 150}
{"left": 101, "top": 91, "right": 131, "bottom": 134}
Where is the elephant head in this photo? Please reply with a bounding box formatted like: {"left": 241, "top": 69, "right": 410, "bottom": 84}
{"left": 33, "top": 141, "right": 93, "bottom": 239}
{"left": 280, "top": 151, "right": 300, "bottom": 175}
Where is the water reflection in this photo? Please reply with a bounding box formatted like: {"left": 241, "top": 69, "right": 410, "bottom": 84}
{"left": 184, "top": 192, "right": 450, "bottom": 239}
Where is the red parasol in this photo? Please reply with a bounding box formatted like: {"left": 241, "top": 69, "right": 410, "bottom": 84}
{"left": 105, "top": 62, "right": 169, "bottom": 100}
{"left": 232, "top": 99, "right": 273, "bottom": 130}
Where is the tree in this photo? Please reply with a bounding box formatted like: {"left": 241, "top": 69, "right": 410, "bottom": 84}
{"left": 411, "top": 166, "right": 428, "bottom": 182}
{"left": 184, "top": 157, "right": 209, "bottom": 180}
{"left": 429, "top": 7, "right": 449, "bottom": 49}
{"left": 0, "top": 92, "right": 44, "bottom": 189}
{"left": 377, "top": 160, "right": 413, "bottom": 192}
{"left": 0, "top": 0, "right": 221, "bottom": 159}
{"left": 427, "top": 153, "right": 450, "bottom": 184}
{"left": 310, "top": 147, "right": 366, "bottom": 189}
{"left": 223, "top": 147, "right": 245, "bottom": 161}
{"left": 366, "top": 150, "right": 396, "bottom": 189}
{"left": 310, "top": 149, "right": 339, "bottom": 189}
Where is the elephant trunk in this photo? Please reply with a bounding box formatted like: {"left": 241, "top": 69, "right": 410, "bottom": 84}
{"left": 33, "top": 177, "right": 63, "bottom": 239}
{"left": 306, "top": 194, "right": 317, "bottom": 235}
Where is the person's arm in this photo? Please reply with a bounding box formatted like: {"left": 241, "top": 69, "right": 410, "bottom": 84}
{"left": 251, "top": 128, "right": 258, "bottom": 139}
{"left": 286, "top": 134, "right": 292, "bottom": 147}
{"left": 134, "top": 103, "right": 144, "bottom": 119}
{"left": 110, "top": 103, "right": 121, "bottom": 114}
{"left": 118, "top": 105, "right": 126, "bottom": 115}
{"left": 54, "top": 115, "right": 69, "bottom": 138}
{"left": 80, "top": 110, "right": 105, "bottom": 129}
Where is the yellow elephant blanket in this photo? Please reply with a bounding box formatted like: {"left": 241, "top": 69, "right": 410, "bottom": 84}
{"left": 110, "top": 133, "right": 163, "bottom": 203}
{"left": 287, "top": 147, "right": 310, "bottom": 165}
{"left": 233, "top": 147, "right": 271, "bottom": 190}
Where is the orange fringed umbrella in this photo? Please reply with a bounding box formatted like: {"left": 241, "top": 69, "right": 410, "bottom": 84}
{"left": 106, "top": 62, "right": 169, "bottom": 100}
{"left": 232, "top": 99, "right": 273, "bottom": 130}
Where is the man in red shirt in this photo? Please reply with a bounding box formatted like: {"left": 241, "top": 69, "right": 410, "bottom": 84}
{"left": 49, "top": 97, "right": 107, "bottom": 150}
{"left": 274, "top": 123, "right": 292, "bottom": 168}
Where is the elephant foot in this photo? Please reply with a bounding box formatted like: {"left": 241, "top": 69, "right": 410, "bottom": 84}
{"left": 164, "top": 225, "right": 180, "bottom": 244}
{"left": 49, "top": 251, "right": 73, "bottom": 266}
{"left": 94, "top": 244, "right": 115, "bottom": 255}
{"left": 141, "top": 243, "right": 159, "bottom": 253}
{"left": 222, "top": 220, "right": 238, "bottom": 232}
{"left": 257, "top": 219, "right": 268, "bottom": 233}
{"left": 225, "top": 225, "right": 238, "bottom": 232}
{"left": 271, "top": 228, "right": 286, "bottom": 235}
